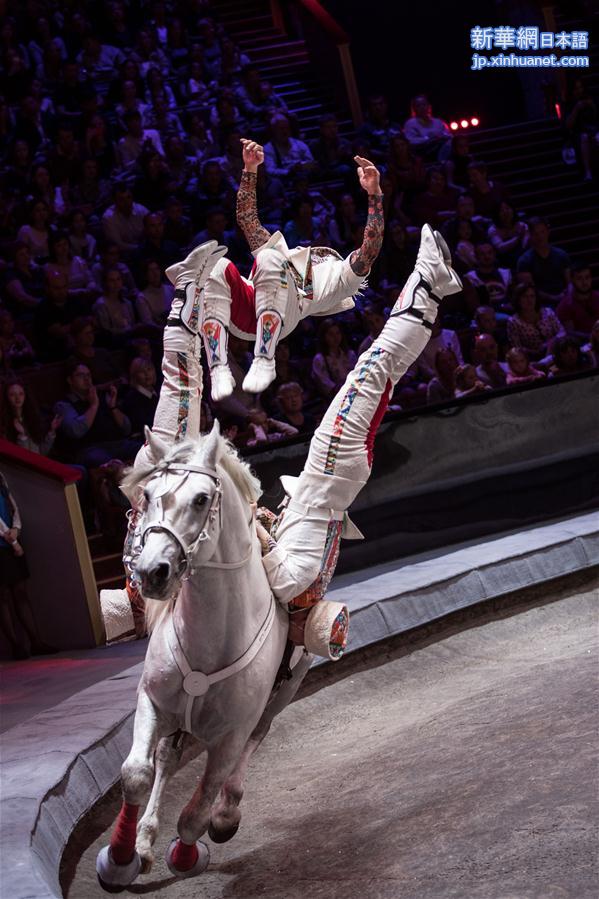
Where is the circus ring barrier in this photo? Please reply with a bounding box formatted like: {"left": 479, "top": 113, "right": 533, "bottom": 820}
{"left": 1, "top": 371, "right": 598, "bottom": 899}
{"left": 0, "top": 440, "right": 104, "bottom": 657}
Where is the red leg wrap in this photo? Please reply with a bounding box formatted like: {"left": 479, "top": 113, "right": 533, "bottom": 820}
{"left": 110, "top": 802, "right": 139, "bottom": 865}
{"left": 171, "top": 839, "right": 199, "bottom": 871}
{"left": 365, "top": 378, "right": 392, "bottom": 467}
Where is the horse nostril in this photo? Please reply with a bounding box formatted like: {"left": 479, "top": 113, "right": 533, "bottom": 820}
{"left": 152, "top": 563, "right": 170, "bottom": 584}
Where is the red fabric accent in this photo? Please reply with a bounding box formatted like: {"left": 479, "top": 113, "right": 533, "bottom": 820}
{"left": 171, "top": 839, "right": 199, "bottom": 871}
{"left": 110, "top": 801, "right": 139, "bottom": 865}
{"left": 365, "top": 378, "right": 392, "bottom": 467}
{"left": 0, "top": 438, "right": 82, "bottom": 483}
{"left": 225, "top": 262, "right": 256, "bottom": 336}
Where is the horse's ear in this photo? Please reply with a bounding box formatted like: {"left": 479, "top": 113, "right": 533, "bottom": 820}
{"left": 203, "top": 419, "right": 223, "bottom": 469}
{"left": 144, "top": 426, "right": 169, "bottom": 463}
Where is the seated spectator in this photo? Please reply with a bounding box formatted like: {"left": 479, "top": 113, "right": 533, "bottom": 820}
{"left": 131, "top": 211, "right": 179, "bottom": 279}
{"left": 131, "top": 28, "right": 170, "bottom": 79}
{"left": 556, "top": 262, "right": 599, "bottom": 340}
{"left": 144, "top": 67, "right": 177, "bottom": 110}
{"left": 359, "top": 93, "right": 402, "bottom": 162}
{"left": 187, "top": 159, "right": 236, "bottom": 223}
{"left": 465, "top": 243, "right": 513, "bottom": 314}
{"left": 68, "top": 316, "right": 122, "bottom": 386}
{"left": 215, "top": 36, "right": 251, "bottom": 84}
{"left": 16, "top": 198, "right": 51, "bottom": 262}
{"left": 403, "top": 94, "right": 451, "bottom": 161}
{"left": 411, "top": 166, "right": 459, "bottom": 228}
{"left": 283, "top": 196, "right": 328, "bottom": 248}
{"left": 115, "top": 79, "right": 149, "bottom": 129}
{"left": 454, "top": 219, "right": 478, "bottom": 272}
{"left": 454, "top": 363, "right": 491, "bottom": 398}
{"left": 549, "top": 336, "right": 592, "bottom": 378}
{"left": 469, "top": 305, "right": 508, "bottom": 359}
{"left": 164, "top": 135, "right": 196, "bottom": 191}
{"left": 27, "top": 164, "right": 63, "bottom": 215}
{"left": 197, "top": 18, "right": 223, "bottom": 81}
{"left": 516, "top": 217, "right": 571, "bottom": 305}
{"left": 467, "top": 161, "right": 509, "bottom": 219}
{"left": 163, "top": 195, "right": 193, "bottom": 248}
{"left": 145, "top": 93, "right": 185, "bottom": 141}
{"left": 68, "top": 210, "right": 97, "bottom": 263}
{"left": 48, "top": 121, "right": 81, "bottom": 185}
{"left": 116, "top": 110, "right": 164, "bottom": 170}
{"left": 275, "top": 382, "right": 317, "bottom": 435}
{"left": 187, "top": 60, "right": 211, "bottom": 105}
{"left": 235, "top": 64, "right": 287, "bottom": 129}
{"left": 563, "top": 77, "right": 598, "bottom": 181}
{"left": 68, "top": 158, "right": 112, "bottom": 217}
{"left": 505, "top": 348, "right": 546, "bottom": 386}
{"left": 121, "top": 356, "right": 159, "bottom": 436}
{"left": 309, "top": 114, "right": 353, "bottom": 178}
{"left": 426, "top": 348, "right": 459, "bottom": 403}
{"left": 443, "top": 134, "right": 473, "bottom": 191}
{"left": 184, "top": 112, "right": 217, "bottom": 161}
{"left": 3, "top": 139, "right": 33, "bottom": 198}
{"left": 101, "top": 183, "right": 149, "bottom": 255}
{"left": 507, "top": 283, "right": 565, "bottom": 361}
{"left": 91, "top": 242, "right": 138, "bottom": 301}
{"left": 328, "top": 193, "right": 364, "bottom": 255}
{"left": 375, "top": 220, "right": 416, "bottom": 288}
{"left": 311, "top": 320, "right": 357, "bottom": 400}
{"left": 246, "top": 407, "right": 298, "bottom": 448}
{"left": 412, "top": 317, "right": 464, "bottom": 381}
{"left": 488, "top": 201, "right": 529, "bottom": 268}
{"left": 92, "top": 267, "right": 137, "bottom": 344}
{"left": 53, "top": 361, "right": 139, "bottom": 468}
{"left": 386, "top": 134, "right": 426, "bottom": 195}
{"left": 45, "top": 230, "right": 96, "bottom": 301}
{"left": 0, "top": 310, "right": 36, "bottom": 369}
{"left": 191, "top": 207, "right": 235, "bottom": 249}
{"left": 0, "top": 378, "right": 61, "bottom": 455}
{"left": 76, "top": 35, "right": 124, "bottom": 89}
{"left": 34, "top": 268, "right": 81, "bottom": 361}
{"left": 209, "top": 90, "right": 247, "bottom": 139}
{"left": 135, "top": 259, "right": 174, "bottom": 326}
{"left": 358, "top": 301, "right": 386, "bottom": 354}
{"left": 473, "top": 334, "right": 509, "bottom": 388}
{"left": 83, "top": 113, "right": 116, "bottom": 178}
{"left": 442, "top": 193, "right": 487, "bottom": 248}
{"left": 264, "top": 113, "right": 315, "bottom": 179}
{"left": 582, "top": 320, "right": 599, "bottom": 368}
{"left": 3, "top": 242, "right": 45, "bottom": 314}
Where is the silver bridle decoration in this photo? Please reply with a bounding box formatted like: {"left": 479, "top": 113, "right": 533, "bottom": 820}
{"left": 141, "top": 463, "right": 222, "bottom": 577}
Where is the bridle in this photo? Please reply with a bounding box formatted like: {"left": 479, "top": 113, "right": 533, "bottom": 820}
{"left": 140, "top": 461, "right": 253, "bottom": 576}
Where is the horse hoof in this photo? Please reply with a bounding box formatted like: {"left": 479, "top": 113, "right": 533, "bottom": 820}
{"left": 166, "top": 838, "right": 210, "bottom": 878}
{"left": 208, "top": 821, "right": 240, "bottom": 843}
{"left": 96, "top": 846, "right": 142, "bottom": 891}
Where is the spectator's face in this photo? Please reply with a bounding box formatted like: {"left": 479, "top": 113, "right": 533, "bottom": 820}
{"left": 46, "top": 271, "right": 69, "bottom": 304}
{"left": 413, "top": 96, "right": 430, "bottom": 118}
{"left": 339, "top": 194, "right": 355, "bottom": 217}
{"left": 82, "top": 159, "right": 98, "bottom": 181}
{"left": 134, "top": 363, "right": 156, "bottom": 389}
{"left": 436, "top": 349, "right": 458, "bottom": 378}
{"left": 476, "top": 308, "right": 496, "bottom": 333}
{"left": 271, "top": 117, "right": 291, "bottom": 143}
{"left": 476, "top": 243, "right": 496, "bottom": 269}
{"left": 320, "top": 118, "right": 337, "bottom": 141}
{"left": 460, "top": 366, "right": 476, "bottom": 389}
{"left": 369, "top": 96, "right": 388, "bottom": 121}
{"left": 104, "top": 246, "right": 120, "bottom": 265}
{"left": 105, "top": 270, "right": 123, "bottom": 293}
{"left": 166, "top": 200, "right": 183, "bottom": 220}
{"left": 324, "top": 325, "right": 342, "bottom": 351}
{"left": 53, "top": 238, "right": 70, "bottom": 261}
{"left": 68, "top": 365, "right": 93, "bottom": 397}
{"left": 279, "top": 386, "right": 303, "bottom": 413}
{"left": 207, "top": 212, "right": 227, "bottom": 236}
{"left": 509, "top": 351, "right": 528, "bottom": 375}
{"left": 530, "top": 223, "right": 549, "bottom": 248}
{"left": 469, "top": 167, "right": 487, "bottom": 189}
{"left": 145, "top": 214, "right": 164, "bottom": 241}
{"left": 519, "top": 287, "right": 537, "bottom": 314}
{"left": 457, "top": 220, "right": 472, "bottom": 241}
{"left": 498, "top": 202, "right": 514, "bottom": 226}
{"left": 34, "top": 167, "right": 50, "bottom": 192}
{"left": 457, "top": 196, "right": 474, "bottom": 219}
{"left": 115, "top": 190, "right": 133, "bottom": 214}
{"left": 76, "top": 324, "right": 95, "bottom": 347}
{"left": 429, "top": 170, "right": 445, "bottom": 193}
{"left": 58, "top": 128, "right": 75, "bottom": 151}
{"left": 475, "top": 335, "right": 498, "bottom": 364}
{"left": 71, "top": 211, "right": 86, "bottom": 233}
{"left": 14, "top": 140, "right": 29, "bottom": 165}
{"left": 7, "top": 383, "right": 25, "bottom": 411}
{"left": 32, "top": 200, "right": 48, "bottom": 229}
{"left": 146, "top": 260, "right": 162, "bottom": 286}
{"left": 572, "top": 268, "right": 592, "bottom": 295}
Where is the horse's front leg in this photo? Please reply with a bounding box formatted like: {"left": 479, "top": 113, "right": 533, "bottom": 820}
{"left": 209, "top": 650, "right": 313, "bottom": 843}
{"left": 96, "top": 687, "right": 165, "bottom": 891}
{"left": 165, "top": 731, "right": 249, "bottom": 879}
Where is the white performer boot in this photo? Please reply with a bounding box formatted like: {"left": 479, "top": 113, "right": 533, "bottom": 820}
{"left": 242, "top": 309, "right": 283, "bottom": 393}
{"left": 165, "top": 240, "right": 229, "bottom": 340}
{"left": 201, "top": 316, "right": 236, "bottom": 401}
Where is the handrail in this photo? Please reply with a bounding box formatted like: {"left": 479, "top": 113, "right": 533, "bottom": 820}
{"left": 296, "top": 0, "right": 349, "bottom": 45}
{"left": 0, "top": 438, "right": 82, "bottom": 484}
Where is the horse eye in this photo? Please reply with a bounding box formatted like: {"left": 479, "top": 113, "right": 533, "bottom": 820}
{"left": 194, "top": 494, "right": 208, "bottom": 507}
{"left": 143, "top": 489, "right": 151, "bottom": 503}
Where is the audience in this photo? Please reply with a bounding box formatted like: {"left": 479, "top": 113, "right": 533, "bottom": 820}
{"left": 516, "top": 217, "right": 571, "bottom": 305}
{"left": 556, "top": 262, "right": 599, "bottom": 340}
{"left": 505, "top": 348, "right": 546, "bottom": 386}
{"left": 311, "top": 320, "right": 357, "bottom": 400}
{"left": 507, "top": 283, "right": 564, "bottom": 362}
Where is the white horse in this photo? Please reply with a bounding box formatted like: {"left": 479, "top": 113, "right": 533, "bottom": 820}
{"left": 96, "top": 422, "right": 313, "bottom": 890}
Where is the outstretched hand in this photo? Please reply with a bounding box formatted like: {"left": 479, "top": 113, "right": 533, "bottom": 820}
{"left": 354, "top": 155, "right": 382, "bottom": 195}
{"left": 241, "top": 139, "right": 265, "bottom": 172}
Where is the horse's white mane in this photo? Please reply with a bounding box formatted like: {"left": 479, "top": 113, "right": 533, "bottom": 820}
{"left": 122, "top": 432, "right": 262, "bottom": 633}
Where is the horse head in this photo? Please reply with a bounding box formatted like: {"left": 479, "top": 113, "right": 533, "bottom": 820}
{"left": 136, "top": 421, "right": 225, "bottom": 600}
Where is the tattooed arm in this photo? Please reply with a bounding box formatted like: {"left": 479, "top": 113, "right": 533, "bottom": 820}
{"left": 350, "top": 156, "right": 384, "bottom": 276}
{"left": 237, "top": 139, "right": 271, "bottom": 252}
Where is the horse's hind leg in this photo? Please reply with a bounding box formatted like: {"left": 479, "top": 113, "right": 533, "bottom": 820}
{"left": 210, "top": 650, "right": 313, "bottom": 843}
{"left": 136, "top": 730, "right": 190, "bottom": 872}
{"left": 166, "top": 732, "right": 248, "bottom": 879}
{"left": 96, "top": 688, "right": 163, "bottom": 891}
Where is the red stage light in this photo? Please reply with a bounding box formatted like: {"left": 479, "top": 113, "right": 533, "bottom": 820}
{"left": 450, "top": 121, "right": 459, "bottom": 130}
{"left": 460, "top": 119, "right": 469, "bottom": 128}
{"left": 470, "top": 117, "right": 479, "bottom": 126}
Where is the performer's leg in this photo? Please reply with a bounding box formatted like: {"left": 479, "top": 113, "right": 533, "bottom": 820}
{"left": 242, "top": 247, "right": 288, "bottom": 394}
{"left": 264, "top": 226, "right": 462, "bottom": 604}
{"left": 200, "top": 258, "right": 246, "bottom": 402}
